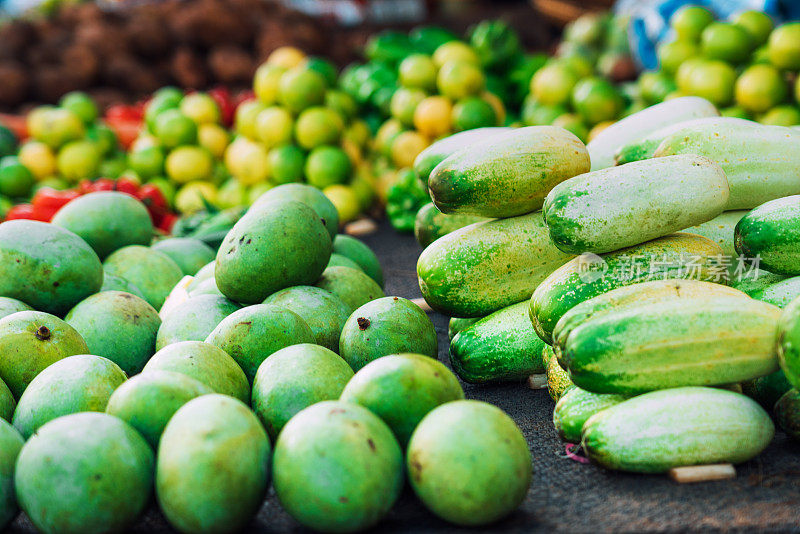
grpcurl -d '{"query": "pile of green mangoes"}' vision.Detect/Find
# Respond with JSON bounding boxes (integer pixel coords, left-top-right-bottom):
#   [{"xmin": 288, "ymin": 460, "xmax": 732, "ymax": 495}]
[
  {"xmin": 416, "ymin": 93, "xmax": 800, "ymax": 473},
  {"xmin": 0, "ymin": 181, "xmax": 532, "ymax": 533}
]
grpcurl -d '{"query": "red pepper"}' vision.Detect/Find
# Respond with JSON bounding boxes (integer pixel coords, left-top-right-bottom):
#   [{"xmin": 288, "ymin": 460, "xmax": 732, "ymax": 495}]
[
  {"xmin": 137, "ymin": 184, "xmax": 168, "ymax": 213},
  {"xmin": 209, "ymin": 87, "xmax": 235, "ymax": 127},
  {"xmin": 158, "ymin": 213, "xmax": 178, "ymax": 233},
  {"xmin": 88, "ymin": 178, "xmax": 115, "ymax": 192},
  {"xmin": 114, "ymin": 178, "xmax": 140, "ymax": 197},
  {"xmin": 4, "ymin": 204, "xmax": 39, "ymax": 221},
  {"xmin": 31, "ymin": 189, "xmax": 81, "ymax": 222}
]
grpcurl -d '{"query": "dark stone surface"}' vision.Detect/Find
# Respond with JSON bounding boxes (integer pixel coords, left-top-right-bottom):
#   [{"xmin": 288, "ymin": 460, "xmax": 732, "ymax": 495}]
[{"xmin": 10, "ymin": 219, "xmax": 800, "ymax": 533}]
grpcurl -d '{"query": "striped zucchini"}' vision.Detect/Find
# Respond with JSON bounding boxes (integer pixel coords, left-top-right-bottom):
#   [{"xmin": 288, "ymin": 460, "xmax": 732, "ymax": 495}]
[
  {"xmin": 414, "ymin": 203, "xmax": 490, "ymax": 249},
  {"xmin": 553, "ymin": 387, "xmax": 627, "ymax": 443},
  {"xmin": 417, "ymin": 211, "xmax": 573, "ymax": 317},
  {"xmin": 413, "ymin": 127, "xmax": 511, "ymax": 185},
  {"xmin": 654, "ymin": 122, "xmax": 800, "ymax": 209},
  {"xmin": 428, "ymin": 126, "xmax": 590, "ymax": 218},
  {"xmin": 735, "ymin": 195, "xmax": 800, "ymax": 275},
  {"xmin": 582, "ymin": 387, "xmax": 774, "ymax": 473},
  {"xmin": 543, "ymin": 155, "xmax": 729, "ymax": 255}
]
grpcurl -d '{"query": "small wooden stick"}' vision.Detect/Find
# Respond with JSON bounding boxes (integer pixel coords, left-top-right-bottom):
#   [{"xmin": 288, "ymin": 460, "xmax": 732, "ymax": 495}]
[
  {"xmin": 669, "ymin": 464, "xmax": 736, "ymax": 483},
  {"xmin": 345, "ymin": 218, "xmax": 378, "ymax": 236},
  {"xmin": 411, "ymin": 298, "xmax": 433, "ymax": 312},
  {"xmin": 527, "ymin": 374, "xmax": 548, "ymax": 390}
]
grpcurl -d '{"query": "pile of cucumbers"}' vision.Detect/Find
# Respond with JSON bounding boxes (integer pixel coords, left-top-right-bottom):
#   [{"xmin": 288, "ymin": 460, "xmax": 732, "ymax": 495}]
[{"xmin": 416, "ymin": 95, "xmax": 800, "ymax": 474}]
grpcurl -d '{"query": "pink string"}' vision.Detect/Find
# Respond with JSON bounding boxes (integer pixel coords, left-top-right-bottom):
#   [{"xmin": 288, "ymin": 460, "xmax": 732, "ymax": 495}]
[{"xmin": 564, "ymin": 443, "xmax": 590, "ymax": 464}]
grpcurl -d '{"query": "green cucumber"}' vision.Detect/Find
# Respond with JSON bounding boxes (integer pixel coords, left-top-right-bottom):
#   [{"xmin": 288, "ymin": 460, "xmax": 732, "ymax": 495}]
[
  {"xmin": 682, "ymin": 210, "xmax": 749, "ymax": 260},
  {"xmin": 774, "ymin": 389, "xmax": 800, "ymax": 441},
  {"xmin": 553, "ymin": 387, "xmax": 627, "ymax": 443},
  {"xmin": 777, "ymin": 294, "xmax": 800, "ymax": 390},
  {"xmin": 428, "ymin": 126, "xmax": 590, "ymax": 218},
  {"xmin": 731, "ymin": 268, "xmax": 787, "ymax": 296},
  {"xmin": 741, "ymin": 370, "xmax": 793, "ymax": 410},
  {"xmin": 565, "ymin": 297, "xmax": 781, "ymax": 395},
  {"xmin": 448, "ymin": 317, "xmax": 482, "ymax": 341},
  {"xmin": 751, "ymin": 276, "xmax": 800, "ymax": 308},
  {"xmin": 449, "ymin": 301, "xmax": 545, "ymax": 384},
  {"xmin": 735, "ymin": 195, "xmax": 800, "ymax": 276},
  {"xmin": 582, "ymin": 387, "xmax": 774, "ymax": 473},
  {"xmin": 417, "ymin": 211, "xmax": 573, "ymax": 317},
  {"xmin": 413, "ymin": 127, "xmax": 511, "ymax": 185},
  {"xmin": 531, "ymin": 233, "xmax": 728, "ymax": 343},
  {"xmin": 544, "ymin": 345, "xmax": 573, "ymax": 402},
  {"xmin": 414, "ymin": 203, "xmax": 490, "ymax": 249}
]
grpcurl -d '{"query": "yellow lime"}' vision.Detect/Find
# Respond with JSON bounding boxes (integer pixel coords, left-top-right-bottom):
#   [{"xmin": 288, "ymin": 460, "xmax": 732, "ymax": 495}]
[
  {"xmin": 341, "ymin": 138, "xmax": 362, "ymax": 167},
  {"xmin": 413, "ymin": 96, "xmax": 453, "ymax": 137},
  {"xmin": 701, "ymin": 22, "xmax": 753, "ymax": 63},
  {"xmin": 733, "ymin": 10, "xmax": 773, "ymax": 47},
  {"xmin": 552, "ymin": 113, "xmax": 589, "ymax": 143},
  {"xmin": 216, "ymin": 179, "xmax": 249, "ymax": 208},
  {"xmin": 234, "ymin": 100, "xmax": 267, "ymax": 140},
  {"xmin": 399, "ymin": 54, "xmax": 438, "ymax": 91},
  {"xmin": 432, "ymin": 41, "xmax": 479, "ymax": 67},
  {"xmin": 531, "ymin": 63, "xmax": 578, "ymax": 106},
  {"xmin": 556, "ymin": 55, "xmax": 593, "ymax": 79},
  {"xmin": 267, "ymin": 145, "xmax": 305, "ymax": 184},
  {"xmin": 130, "ymin": 134, "xmax": 160, "ymax": 152},
  {"xmin": 481, "ymin": 92, "xmax": 506, "ymax": 125},
  {"xmin": 343, "ymin": 119, "xmax": 371, "ymax": 148},
  {"xmin": 305, "ymin": 146, "xmax": 352, "ymax": 188},
  {"xmin": 59, "ymin": 92, "xmax": 98, "ymax": 124},
  {"xmin": 28, "ymin": 107, "xmax": 85, "ymax": 149},
  {"xmin": 390, "ymin": 88, "xmax": 427, "ymax": 128},
  {"xmin": 768, "ymin": 23, "xmax": 800, "ymax": 70},
  {"xmin": 795, "ymin": 76, "xmax": 800, "ymax": 105},
  {"xmin": 323, "ymin": 184, "xmax": 360, "ymax": 223},
  {"xmin": 154, "ymin": 109, "xmax": 198, "ymax": 148},
  {"xmin": 57, "ymin": 140, "xmax": 100, "ymax": 182},
  {"xmin": 325, "ymin": 90, "xmax": 358, "ymax": 121},
  {"xmin": 375, "ymin": 119, "xmax": 404, "ymax": 155},
  {"xmin": 128, "ymin": 146, "xmax": 165, "ymax": 179},
  {"xmin": 437, "ymin": 60, "xmax": 485, "ymax": 100},
  {"xmin": 267, "ymin": 46, "xmax": 306, "ymax": 69},
  {"xmin": 671, "ymin": 5, "xmax": 714, "ymax": 41},
  {"xmin": 175, "ymin": 181, "xmax": 218, "ymax": 214},
  {"xmin": 675, "ymin": 57, "xmax": 706, "ymax": 93},
  {"xmin": 759, "ymin": 105, "xmax": 800, "ymax": 126},
  {"xmin": 735, "ymin": 64, "xmax": 788, "ymax": 113},
  {"xmin": 657, "ymin": 39, "xmax": 698, "ymax": 74},
  {"xmin": 255, "ymin": 106, "xmax": 294, "ymax": 149},
  {"xmin": 18, "ymin": 141, "xmax": 56, "ymax": 180},
  {"xmin": 391, "ymin": 131, "xmax": 428, "ymax": 168},
  {"xmin": 180, "ymin": 93, "xmax": 220, "ymax": 125},
  {"xmin": 253, "ymin": 63, "xmax": 287, "ymax": 105},
  {"xmin": 521, "ymin": 97, "xmax": 567, "ymax": 126},
  {"xmin": 165, "ymin": 146, "xmax": 214, "ymax": 184},
  {"xmin": 278, "ymin": 68, "xmax": 327, "ymax": 114},
  {"xmin": 198, "ymin": 124, "xmax": 230, "ymax": 159},
  {"xmin": 294, "ymin": 107, "xmax": 344, "ymax": 149},
  {"xmin": 350, "ymin": 168, "xmax": 375, "ymax": 211},
  {"xmin": 451, "ymin": 97, "xmax": 496, "ymax": 131},
  {"xmin": 685, "ymin": 59, "xmax": 737, "ymax": 106},
  {"xmin": 225, "ymin": 137, "xmax": 270, "ymax": 185}
]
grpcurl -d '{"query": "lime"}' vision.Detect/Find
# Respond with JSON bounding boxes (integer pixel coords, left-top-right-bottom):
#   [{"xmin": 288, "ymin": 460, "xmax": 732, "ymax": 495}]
[
  {"xmin": 267, "ymin": 145, "xmax": 305, "ymax": 184},
  {"xmin": 267, "ymin": 46, "xmax": 306, "ymax": 69},
  {"xmin": 180, "ymin": 93, "xmax": 220, "ymax": 125},
  {"xmin": 294, "ymin": 107, "xmax": 344, "ymax": 149},
  {"xmin": 521, "ymin": 97, "xmax": 567, "ymax": 126},
  {"xmin": 154, "ymin": 109, "xmax": 198, "ymax": 148},
  {"xmin": 720, "ymin": 105, "xmax": 752, "ymax": 119},
  {"xmin": 685, "ymin": 59, "xmax": 737, "ymax": 106},
  {"xmin": 175, "ymin": 181, "xmax": 218, "ymax": 214},
  {"xmin": 657, "ymin": 39, "xmax": 698, "ymax": 75},
  {"xmin": 59, "ymin": 91, "xmax": 98, "ymax": 124},
  {"xmin": 701, "ymin": 22, "xmax": 753, "ymax": 63},
  {"xmin": 572, "ymin": 77, "xmax": 623, "ymax": 126},
  {"xmin": 17, "ymin": 141, "xmax": 56, "ymax": 180},
  {"xmin": 341, "ymin": 138, "xmax": 362, "ymax": 167},
  {"xmin": 117, "ymin": 169, "xmax": 142, "ymax": 185},
  {"xmin": 552, "ymin": 113, "xmax": 589, "ymax": 143},
  {"xmin": 302, "ymin": 56, "xmax": 338, "ymax": 88},
  {"xmin": 0, "ymin": 195, "xmax": 12, "ymax": 217},
  {"xmin": 414, "ymin": 95, "xmax": 453, "ymax": 137},
  {"xmin": 759, "ymin": 105, "xmax": 800, "ymax": 126},
  {"xmin": 98, "ymin": 153, "xmax": 127, "ymax": 179},
  {"xmin": 768, "ymin": 23, "xmax": 800, "ymax": 70},
  {"xmin": 733, "ymin": 10, "xmax": 773, "ymax": 47},
  {"xmin": 253, "ymin": 63, "xmax": 287, "ymax": 105},
  {"xmin": 128, "ymin": 146, "xmax": 166, "ymax": 179},
  {"xmin": 530, "ymin": 63, "xmax": 578, "ymax": 106},
  {"xmin": 671, "ymin": 5, "xmax": 714, "ymax": 41},
  {"xmin": 57, "ymin": 140, "xmax": 100, "ymax": 182},
  {"xmin": 399, "ymin": 54, "xmax": 438, "ymax": 91},
  {"xmin": 278, "ymin": 68, "xmax": 327, "ymax": 114},
  {"xmin": 323, "ymin": 184, "xmax": 360, "ymax": 223},
  {"xmin": 391, "ymin": 131, "xmax": 428, "ymax": 168},
  {"xmin": 675, "ymin": 58, "xmax": 706, "ymax": 93},
  {"xmin": 144, "ymin": 94, "xmax": 181, "ymax": 133},
  {"xmin": 247, "ymin": 182, "xmax": 273, "ymax": 205},
  {"xmin": 451, "ymin": 97, "xmax": 496, "ymax": 131},
  {"xmin": 437, "ymin": 60, "xmax": 485, "ymax": 100},
  {"xmin": 234, "ymin": 100, "xmax": 267, "ymax": 140},
  {"xmin": 390, "ymin": 88, "xmax": 427, "ymax": 128},
  {"xmin": 305, "ymin": 146, "xmax": 352, "ymax": 188},
  {"xmin": 0, "ymin": 125, "xmax": 16, "ymax": 158},
  {"xmin": 735, "ymin": 64, "xmax": 788, "ymax": 113},
  {"xmin": 0, "ymin": 156, "xmax": 34, "ymax": 197},
  {"xmin": 33, "ymin": 177, "xmax": 70, "ymax": 192},
  {"xmin": 216, "ymin": 179, "xmax": 249, "ymax": 208},
  {"xmin": 433, "ymin": 41, "xmax": 480, "ymax": 67},
  {"xmin": 198, "ymin": 123, "xmax": 230, "ymax": 159},
  {"xmin": 225, "ymin": 138, "xmax": 270, "ymax": 185},
  {"xmin": 153, "ymin": 86, "xmax": 184, "ymax": 106},
  {"xmin": 86, "ymin": 124, "xmax": 117, "ymax": 157},
  {"xmin": 752, "ymin": 45, "xmax": 772, "ymax": 64},
  {"xmin": 130, "ymin": 134, "xmax": 160, "ymax": 153},
  {"xmin": 165, "ymin": 146, "xmax": 213, "ymax": 184},
  {"xmin": 375, "ymin": 119, "xmax": 404, "ymax": 156},
  {"xmin": 255, "ymin": 106, "xmax": 294, "ymax": 148},
  {"xmin": 29, "ymin": 107, "xmax": 85, "ymax": 149},
  {"xmin": 555, "ymin": 54, "xmax": 594, "ymax": 79},
  {"xmin": 564, "ymin": 13, "xmax": 606, "ymax": 46},
  {"xmin": 343, "ymin": 119, "xmax": 371, "ymax": 148},
  {"xmin": 325, "ymin": 90, "xmax": 358, "ymax": 121}
]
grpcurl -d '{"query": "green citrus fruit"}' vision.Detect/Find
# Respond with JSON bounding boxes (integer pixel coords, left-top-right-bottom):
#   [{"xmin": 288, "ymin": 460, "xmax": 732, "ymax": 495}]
[
  {"xmin": 0, "ymin": 156, "xmax": 34, "ymax": 197},
  {"xmin": 759, "ymin": 105, "xmax": 800, "ymax": 126},
  {"xmin": 399, "ymin": 54, "xmax": 438, "ymax": 91},
  {"xmin": 128, "ymin": 146, "xmax": 166, "ymax": 179},
  {"xmin": 685, "ymin": 59, "xmax": 737, "ymax": 106},
  {"xmin": 436, "ymin": 60, "xmax": 485, "ymax": 100},
  {"xmin": 216, "ymin": 179, "xmax": 249, "ymax": 208},
  {"xmin": 305, "ymin": 146, "xmax": 352, "ymax": 188},
  {"xmin": 735, "ymin": 64, "xmax": 788, "ymax": 113},
  {"xmin": 451, "ymin": 97, "xmax": 496, "ymax": 131},
  {"xmin": 432, "ymin": 41, "xmax": 480, "ymax": 67},
  {"xmin": 521, "ymin": 97, "xmax": 567, "ymax": 126},
  {"xmin": 278, "ymin": 68, "xmax": 327, "ymax": 113},
  {"xmin": 225, "ymin": 137, "xmax": 270, "ymax": 185},
  {"xmin": 267, "ymin": 46, "xmax": 306, "ymax": 69},
  {"xmin": 253, "ymin": 63, "xmax": 287, "ymax": 105},
  {"xmin": 733, "ymin": 10, "xmax": 773, "ymax": 47},
  {"xmin": 552, "ymin": 113, "xmax": 588, "ymax": 143},
  {"xmin": 671, "ymin": 5, "xmax": 714, "ymax": 41},
  {"xmin": 324, "ymin": 90, "xmax": 358, "ymax": 121},
  {"xmin": 390, "ymin": 88, "xmax": 427, "ymax": 128},
  {"xmin": 268, "ymin": 145, "xmax": 305, "ymax": 184},
  {"xmin": 294, "ymin": 107, "xmax": 344, "ymax": 150},
  {"xmin": 166, "ymin": 146, "xmax": 214, "ymax": 184},
  {"xmin": 57, "ymin": 140, "xmax": 100, "ymax": 182},
  {"xmin": 571, "ymin": 77, "xmax": 623, "ymax": 125},
  {"xmin": 255, "ymin": 107, "xmax": 294, "ymax": 149},
  {"xmin": 175, "ymin": 181, "xmax": 218, "ymax": 214},
  {"xmin": 720, "ymin": 105, "xmax": 751, "ymax": 119},
  {"xmin": 657, "ymin": 39, "xmax": 698, "ymax": 74},
  {"xmin": 768, "ymin": 22, "xmax": 800, "ymax": 70},
  {"xmin": 59, "ymin": 91, "xmax": 98, "ymax": 124},
  {"xmin": 701, "ymin": 22, "xmax": 753, "ymax": 63},
  {"xmin": 323, "ymin": 184, "xmax": 360, "ymax": 223},
  {"xmin": 530, "ymin": 63, "xmax": 578, "ymax": 106},
  {"xmin": 180, "ymin": 93, "xmax": 220, "ymax": 125},
  {"xmin": 391, "ymin": 131, "xmax": 428, "ymax": 168},
  {"xmin": 302, "ymin": 56, "xmax": 338, "ymax": 88},
  {"xmin": 29, "ymin": 107, "xmax": 85, "ymax": 149},
  {"xmin": 198, "ymin": 124, "xmax": 230, "ymax": 159},
  {"xmin": 234, "ymin": 101, "xmax": 267, "ymax": 140},
  {"xmin": 154, "ymin": 109, "xmax": 198, "ymax": 149}
]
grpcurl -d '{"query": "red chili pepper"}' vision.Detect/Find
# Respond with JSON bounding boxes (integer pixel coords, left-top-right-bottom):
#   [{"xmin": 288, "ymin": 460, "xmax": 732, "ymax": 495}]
[
  {"xmin": 158, "ymin": 213, "xmax": 178, "ymax": 233},
  {"xmin": 114, "ymin": 178, "xmax": 140, "ymax": 197},
  {"xmin": 88, "ymin": 178, "xmax": 115, "ymax": 192},
  {"xmin": 31, "ymin": 189, "xmax": 81, "ymax": 221},
  {"xmin": 105, "ymin": 104, "xmax": 143, "ymax": 123},
  {"xmin": 137, "ymin": 184, "xmax": 168, "ymax": 213},
  {"xmin": 209, "ymin": 86, "xmax": 235, "ymax": 127},
  {"xmin": 4, "ymin": 204, "xmax": 39, "ymax": 221}
]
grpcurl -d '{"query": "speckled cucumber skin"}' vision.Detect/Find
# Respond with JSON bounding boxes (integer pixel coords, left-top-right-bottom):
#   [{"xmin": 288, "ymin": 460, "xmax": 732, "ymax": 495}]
[
  {"xmin": 587, "ymin": 96, "xmax": 718, "ymax": 170},
  {"xmin": 735, "ymin": 195, "xmax": 800, "ymax": 275},
  {"xmin": 15, "ymin": 412, "xmax": 154, "ymax": 534},
  {"xmin": 407, "ymin": 400, "xmax": 531, "ymax": 526},
  {"xmin": 103, "ymin": 245, "xmax": 184, "ymax": 310},
  {"xmin": 654, "ymin": 122, "xmax": 800, "ymax": 210},
  {"xmin": 251, "ymin": 344, "xmax": 354, "ymax": 441},
  {"xmin": 0, "ymin": 297, "xmax": 32, "ymax": 321},
  {"xmin": 731, "ymin": 268, "xmax": 787, "ymax": 296},
  {"xmin": 273, "ymin": 401, "xmax": 404, "ymax": 533},
  {"xmin": 414, "ymin": 202, "xmax": 491, "ymax": 249},
  {"xmin": 751, "ymin": 276, "xmax": 800, "ymax": 308},
  {"xmin": 682, "ymin": 210, "xmax": 749, "ymax": 260},
  {"xmin": 105, "ymin": 370, "xmax": 213, "ymax": 448},
  {"xmin": 543, "ymin": 155, "xmax": 729, "ymax": 255},
  {"xmin": 553, "ymin": 387, "xmax": 627, "ymax": 443},
  {"xmin": 316, "ymin": 266, "xmax": 385, "ymax": 314},
  {"xmin": 450, "ymin": 301, "xmax": 545, "ymax": 384},
  {"xmin": 156, "ymin": 294, "xmax": 241, "ymax": 350},
  {"xmin": 0, "ymin": 311, "xmax": 89, "ymax": 399},
  {"xmin": 418, "ymin": 211, "xmax": 573, "ymax": 318},
  {"xmin": 263, "ymin": 286, "xmax": 350, "ymax": 352},
  {"xmin": 614, "ymin": 116, "xmax": 751, "ymax": 166},
  {"xmin": 65, "ymin": 291, "xmax": 161, "ymax": 375},
  {"xmin": 152, "ymin": 237, "xmax": 216, "ymax": 276},
  {"xmin": 0, "ymin": 420, "xmax": 23, "ymax": 529},
  {"xmin": 253, "ymin": 183, "xmax": 339, "ymax": 240},
  {"xmin": 413, "ymin": 127, "xmax": 512, "ymax": 185},
  {"xmin": 582, "ymin": 387, "xmax": 774, "ymax": 473},
  {"xmin": 157, "ymin": 395, "xmax": 271, "ymax": 534},
  {"xmin": 13, "ymin": 355, "xmax": 127, "ymax": 439},
  {"xmin": 0, "ymin": 220, "xmax": 103, "ymax": 316},
  {"xmin": 532, "ymin": 234, "xmax": 728, "ymax": 343},
  {"xmin": 448, "ymin": 317, "xmax": 481, "ymax": 340},
  {"xmin": 544, "ymin": 345, "xmax": 574, "ymax": 402},
  {"xmin": 429, "ymin": 126, "xmax": 590, "ymax": 218},
  {"xmin": 774, "ymin": 389, "xmax": 800, "ymax": 441},
  {"xmin": 777, "ymin": 295, "xmax": 800, "ymax": 391},
  {"xmin": 206, "ymin": 304, "xmax": 315, "ymax": 383},
  {"xmin": 215, "ymin": 199, "xmax": 332, "ymax": 304},
  {"xmin": 566, "ymin": 297, "xmax": 781, "ymax": 395},
  {"xmin": 332, "ymin": 235, "xmax": 384, "ymax": 288},
  {"xmin": 340, "ymin": 353, "xmax": 464, "ymax": 446},
  {"xmin": 741, "ymin": 369, "xmax": 792, "ymax": 410}
]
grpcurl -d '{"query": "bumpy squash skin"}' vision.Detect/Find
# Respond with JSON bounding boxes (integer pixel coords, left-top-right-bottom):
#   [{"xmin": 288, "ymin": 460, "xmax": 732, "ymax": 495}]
[{"xmin": 735, "ymin": 195, "xmax": 800, "ymax": 276}]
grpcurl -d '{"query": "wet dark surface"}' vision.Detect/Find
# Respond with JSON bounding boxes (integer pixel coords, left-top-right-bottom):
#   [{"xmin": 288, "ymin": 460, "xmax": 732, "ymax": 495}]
[{"xmin": 11, "ymin": 219, "xmax": 800, "ymax": 533}]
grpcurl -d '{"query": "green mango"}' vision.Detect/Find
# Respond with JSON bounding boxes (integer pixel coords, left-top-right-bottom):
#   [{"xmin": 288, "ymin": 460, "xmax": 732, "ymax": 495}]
[
  {"xmin": 188, "ymin": 261, "xmax": 215, "ymax": 291},
  {"xmin": 407, "ymin": 400, "xmax": 531, "ymax": 526},
  {"xmin": 103, "ymin": 245, "xmax": 184, "ymax": 310},
  {"xmin": 0, "ymin": 220, "xmax": 103, "ymax": 315},
  {"xmin": 65, "ymin": 291, "xmax": 160, "ymax": 375},
  {"xmin": 0, "ymin": 297, "xmax": 32, "ymax": 320},
  {"xmin": 143, "ymin": 341, "xmax": 250, "ymax": 403},
  {"xmin": 12, "ymin": 355, "xmax": 126, "ymax": 439},
  {"xmin": 315, "ymin": 266, "xmax": 385, "ymax": 313},
  {"xmin": 339, "ymin": 297, "xmax": 438, "ymax": 371},
  {"xmin": 0, "ymin": 311, "xmax": 88, "ymax": 398},
  {"xmin": 751, "ymin": 276, "xmax": 800, "ymax": 307},
  {"xmin": 157, "ymin": 395, "xmax": 271, "ymax": 534},
  {"xmin": 106, "ymin": 370, "xmax": 212, "ymax": 448},
  {"xmin": 327, "ymin": 252, "xmax": 362, "ymax": 271},
  {"xmin": 100, "ymin": 271, "xmax": 147, "ymax": 300},
  {"xmin": 0, "ymin": 378, "xmax": 13, "ymax": 422},
  {"xmin": 774, "ymin": 389, "xmax": 800, "ymax": 441},
  {"xmin": 332, "ymin": 235, "xmax": 384, "ymax": 288},
  {"xmin": 206, "ymin": 304, "xmax": 315, "ymax": 383},
  {"xmin": 216, "ymin": 200, "xmax": 331, "ymax": 304},
  {"xmin": 152, "ymin": 237, "xmax": 216, "ymax": 276},
  {"xmin": 553, "ymin": 387, "xmax": 628, "ymax": 443},
  {"xmin": 735, "ymin": 195, "xmax": 800, "ymax": 275},
  {"xmin": 450, "ymin": 300, "xmax": 545, "ymax": 384},
  {"xmin": 341, "ymin": 353, "xmax": 464, "ymax": 446},
  {"xmin": 251, "ymin": 344, "xmax": 353, "ymax": 440},
  {"xmin": 414, "ymin": 202, "xmax": 490, "ymax": 248},
  {"xmin": 156, "ymin": 294, "xmax": 240, "ymax": 351},
  {"xmin": 51, "ymin": 191, "xmax": 153, "ymax": 259},
  {"xmin": 187, "ymin": 276, "xmax": 223, "ymax": 297},
  {"xmin": 15, "ymin": 412, "xmax": 154, "ymax": 534},
  {"xmin": 253, "ymin": 183, "xmax": 339, "ymax": 240},
  {"xmin": 273, "ymin": 401, "xmax": 403, "ymax": 532},
  {"xmin": 741, "ymin": 369, "xmax": 793, "ymax": 409},
  {"xmin": 263, "ymin": 286, "xmax": 350, "ymax": 352},
  {"xmin": 0, "ymin": 420, "xmax": 23, "ymax": 529},
  {"xmin": 448, "ymin": 316, "xmax": 481, "ymax": 340}
]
